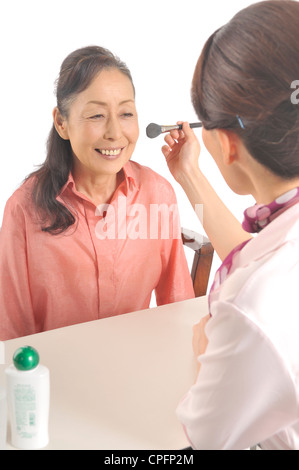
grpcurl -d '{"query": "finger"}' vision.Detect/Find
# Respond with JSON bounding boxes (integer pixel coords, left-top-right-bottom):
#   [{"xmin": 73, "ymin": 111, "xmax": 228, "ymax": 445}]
[
  {"xmin": 200, "ymin": 315, "xmax": 210, "ymax": 331},
  {"xmin": 193, "ymin": 315, "xmax": 209, "ymax": 333},
  {"xmin": 164, "ymin": 134, "xmax": 177, "ymax": 147},
  {"xmin": 176, "ymin": 122, "xmax": 185, "ymax": 140},
  {"xmin": 192, "ymin": 323, "xmax": 201, "ymax": 338},
  {"xmin": 169, "ymin": 129, "xmax": 180, "ymax": 140},
  {"xmin": 161, "ymin": 145, "xmax": 171, "ymax": 158},
  {"xmin": 178, "ymin": 130, "xmax": 185, "ymax": 140},
  {"xmin": 182, "ymin": 121, "xmax": 196, "ymax": 139},
  {"xmin": 202, "ymin": 314, "xmax": 211, "ymax": 323}
]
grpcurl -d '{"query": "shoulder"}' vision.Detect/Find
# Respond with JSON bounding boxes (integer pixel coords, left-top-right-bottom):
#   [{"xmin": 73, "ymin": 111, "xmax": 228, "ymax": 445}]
[
  {"xmin": 3, "ymin": 177, "xmax": 35, "ymax": 220},
  {"xmin": 216, "ymin": 236, "xmax": 299, "ymax": 319},
  {"xmin": 127, "ymin": 160, "xmax": 177, "ymax": 200},
  {"xmin": 217, "ymin": 206, "xmax": 299, "ymax": 311}
]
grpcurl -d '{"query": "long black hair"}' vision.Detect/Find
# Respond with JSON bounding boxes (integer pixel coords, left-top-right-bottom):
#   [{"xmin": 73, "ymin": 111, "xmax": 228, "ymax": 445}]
[{"xmin": 28, "ymin": 46, "xmax": 135, "ymax": 235}]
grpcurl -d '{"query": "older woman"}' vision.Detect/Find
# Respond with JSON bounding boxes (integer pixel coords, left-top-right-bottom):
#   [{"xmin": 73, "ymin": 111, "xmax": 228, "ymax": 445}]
[{"xmin": 0, "ymin": 46, "xmax": 194, "ymax": 340}]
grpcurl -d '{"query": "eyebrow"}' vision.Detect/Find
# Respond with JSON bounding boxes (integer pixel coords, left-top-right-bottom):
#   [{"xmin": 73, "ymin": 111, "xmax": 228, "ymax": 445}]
[{"xmin": 86, "ymin": 99, "xmax": 135, "ymax": 106}]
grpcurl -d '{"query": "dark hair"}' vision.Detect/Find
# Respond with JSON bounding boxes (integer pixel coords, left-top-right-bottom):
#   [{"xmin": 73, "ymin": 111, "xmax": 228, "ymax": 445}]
[
  {"xmin": 29, "ymin": 46, "xmax": 135, "ymax": 234},
  {"xmin": 192, "ymin": 0, "xmax": 299, "ymax": 179}
]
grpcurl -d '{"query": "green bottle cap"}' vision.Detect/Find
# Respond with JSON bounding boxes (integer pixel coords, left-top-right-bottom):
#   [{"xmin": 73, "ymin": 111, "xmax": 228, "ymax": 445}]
[{"xmin": 13, "ymin": 346, "xmax": 40, "ymax": 371}]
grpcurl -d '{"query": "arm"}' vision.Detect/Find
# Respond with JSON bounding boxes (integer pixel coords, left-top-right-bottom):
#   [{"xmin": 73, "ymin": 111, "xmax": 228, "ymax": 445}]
[
  {"xmin": 162, "ymin": 122, "xmax": 252, "ymax": 261},
  {"xmin": 155, "ymin": 182, "xmax": 195, "ymax": 305},
  {"xmin": 0, "ymin": 197, "xmax": 35, "ymax": 340},
  {"xmin": 155, "ymin": 236, "xmax": 195, "ymax": 305}
]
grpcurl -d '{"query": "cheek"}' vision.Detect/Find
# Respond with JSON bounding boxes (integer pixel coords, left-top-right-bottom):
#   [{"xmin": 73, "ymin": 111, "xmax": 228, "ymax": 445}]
[
  {"xmin": 124, "ymin": 119, "xmax": 139, "ymax": 143},
  {"xmin": 70, "ymin": 123, "xmax": 99, "ymax": 146},
  {"xmin": 131, "ymin": 130, "xmax": 139, "ymax": 145}
]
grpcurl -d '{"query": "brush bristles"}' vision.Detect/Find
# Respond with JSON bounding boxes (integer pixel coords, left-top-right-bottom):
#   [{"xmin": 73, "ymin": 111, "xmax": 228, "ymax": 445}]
[{"xmin": 146, "ymin": 123, "xmax": 161, "ymax": 138}]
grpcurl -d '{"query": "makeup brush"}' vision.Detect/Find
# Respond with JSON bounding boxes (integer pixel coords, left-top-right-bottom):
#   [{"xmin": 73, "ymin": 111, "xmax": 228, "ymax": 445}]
[{"xmin": 146, "ymin": 122, "xmax": 202, "ymax": 139}]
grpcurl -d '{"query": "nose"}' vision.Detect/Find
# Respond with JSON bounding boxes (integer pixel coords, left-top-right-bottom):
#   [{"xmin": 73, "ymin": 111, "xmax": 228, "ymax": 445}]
[{"xmin": 103, "ymin": 115, "xmax": 122, "ymax": 141}]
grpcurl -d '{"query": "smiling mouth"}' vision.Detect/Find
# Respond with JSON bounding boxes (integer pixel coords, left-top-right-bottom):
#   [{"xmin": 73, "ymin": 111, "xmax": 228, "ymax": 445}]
[{"xmin": 95, "ymin": 148, "xmax": 123, "ymax": 156}]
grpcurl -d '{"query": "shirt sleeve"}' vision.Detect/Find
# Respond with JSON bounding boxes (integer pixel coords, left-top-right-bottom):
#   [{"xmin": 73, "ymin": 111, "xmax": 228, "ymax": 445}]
[
  {"xmin": 176, "ymin": 301, "xmax": 299, "ymax": 450},
  {"xmin": 154, "ymin": 183, "xmax": 195, "ymax": 305},
  {"xmin": 0, "ymin": 196, "xmax": 36, "ymax": 340}
]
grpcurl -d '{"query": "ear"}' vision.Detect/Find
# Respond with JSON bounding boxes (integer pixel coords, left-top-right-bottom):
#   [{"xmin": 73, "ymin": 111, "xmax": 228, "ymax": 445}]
[
  {"xmin": 215, "ymin": 129, "xmax": 239, "ymax": 166},
  {"xmin": 53, "ymin": 107, "xmax": 69, "ymax": 140}
]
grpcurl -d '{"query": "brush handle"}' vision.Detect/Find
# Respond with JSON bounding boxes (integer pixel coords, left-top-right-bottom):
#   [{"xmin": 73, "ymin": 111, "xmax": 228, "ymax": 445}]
[
  {"xmin": 146, "ymin": 121, "xmax": 202, "ymax": 139},
  {"xmin": 160, "ymin": 122, "xmax": 202, "ymax": 133},
  {"xmin": 184, "ymin": 122, "xmax": 202, "ymax": 129}
]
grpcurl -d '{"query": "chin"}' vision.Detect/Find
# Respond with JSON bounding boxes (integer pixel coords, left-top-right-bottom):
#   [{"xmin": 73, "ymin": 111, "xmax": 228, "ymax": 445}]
[
  {"xmin": 223, "ymin": 174, "xmax": 250, "ymax": 196},
  {"xmin": 233, "ymin": 188, "xmax": 251, "ymax": 196}
]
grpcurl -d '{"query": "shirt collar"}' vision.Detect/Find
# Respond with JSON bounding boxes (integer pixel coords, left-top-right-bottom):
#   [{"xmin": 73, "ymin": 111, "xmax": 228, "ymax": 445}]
[
  {"xmin": 57, "ymin": 160, "xmax": 139, "ymax": 201},
  {"xmin": 59, "ymin": 172, "xmax": 75, "ymax": 195},
  {"xmin": 122, "ymin": 160, "xmax": 139, "ymax": 193}
]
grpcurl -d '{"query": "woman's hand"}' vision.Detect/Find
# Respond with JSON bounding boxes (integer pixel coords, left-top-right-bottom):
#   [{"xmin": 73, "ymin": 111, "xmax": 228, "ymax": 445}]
[
  {"xmin": 161, "ymin": 121, "xmax": 201, "ymax": 184},
  {"xmin": 192, "ymin": 315, "xmax": 210, "ymax": 375}
]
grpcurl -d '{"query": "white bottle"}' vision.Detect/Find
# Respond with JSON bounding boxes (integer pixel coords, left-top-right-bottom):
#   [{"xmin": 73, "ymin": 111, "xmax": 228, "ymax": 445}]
[
  {"xmin": 0, "ymin": 386, "xmax": 7, "ymax": 450},
  {"xmin": 5, "ymin": 346, "xmax": 50, "ymax": 450}
]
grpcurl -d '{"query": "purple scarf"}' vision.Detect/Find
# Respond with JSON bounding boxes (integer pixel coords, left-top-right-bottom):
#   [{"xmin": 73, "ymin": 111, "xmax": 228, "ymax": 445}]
[{"xmin": 209, "ymin": 187, "xmax": 299, "ymax": 297}]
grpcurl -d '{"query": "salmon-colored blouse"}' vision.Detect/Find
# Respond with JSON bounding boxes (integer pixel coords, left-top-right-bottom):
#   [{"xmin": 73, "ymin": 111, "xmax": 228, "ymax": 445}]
[{"xmin": 0, "ymin": 161, "xmax": 194, "ymax": 340}]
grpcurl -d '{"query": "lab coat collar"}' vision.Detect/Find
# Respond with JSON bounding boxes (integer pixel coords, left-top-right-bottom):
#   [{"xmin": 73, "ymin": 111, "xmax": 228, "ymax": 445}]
[{"xmin": 239, "ymin": 201, "xmax": 299, "ymax": 267}]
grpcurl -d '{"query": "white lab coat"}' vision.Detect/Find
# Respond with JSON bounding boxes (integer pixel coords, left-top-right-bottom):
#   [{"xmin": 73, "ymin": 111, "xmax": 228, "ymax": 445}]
[{"xmin": 176, "ymin": 202, "xmax": 299, "ymax": 450}]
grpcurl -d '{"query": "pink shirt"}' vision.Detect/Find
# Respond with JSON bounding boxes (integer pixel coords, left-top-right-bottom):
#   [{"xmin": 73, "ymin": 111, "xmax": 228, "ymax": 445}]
[{"xmin": 0, "ymin": 161, "xmax": 194, "ymax": 340}]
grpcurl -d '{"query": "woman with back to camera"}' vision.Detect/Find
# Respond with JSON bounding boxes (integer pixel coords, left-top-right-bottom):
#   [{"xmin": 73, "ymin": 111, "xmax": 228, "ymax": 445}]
[
  {"xmin": 162, "ymin": 0, "xmax": 299, "ymax": 450},
  {"xmin": 0, "ymin": 46, "xmax": 194, "ymax": 340}
]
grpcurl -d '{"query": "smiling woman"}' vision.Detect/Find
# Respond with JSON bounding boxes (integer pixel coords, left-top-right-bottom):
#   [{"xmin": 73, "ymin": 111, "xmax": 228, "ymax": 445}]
[
  {"xmin": 0, "ymin": 46, "xmax": 194, "ymax": 340},
  {"xmin": 33, "ymin": 46, "xmax": 139, "ymax": 233},
  {"xmin": 52, "ymin": 68, "xmax": 139, "ymax": 207}
]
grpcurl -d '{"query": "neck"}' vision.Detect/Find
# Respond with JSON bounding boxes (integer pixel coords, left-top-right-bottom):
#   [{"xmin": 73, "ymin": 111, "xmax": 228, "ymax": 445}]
[
  {"xmin": 252, "ymin": 173, "xmax": 299, "ymax": 205},
  {"xmin": 72, "ymin": 162, "xmax": 120, "ymax": 207},
  {"xmin": 241, "ymin": 148, "xmax": 299, "ymax": 204}
]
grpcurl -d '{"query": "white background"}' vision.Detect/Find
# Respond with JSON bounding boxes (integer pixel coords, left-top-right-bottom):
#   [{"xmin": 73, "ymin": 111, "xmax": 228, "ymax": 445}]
[{"xmin": 0, "ymin": 0, "xmax": 257, "ymax": 278}]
